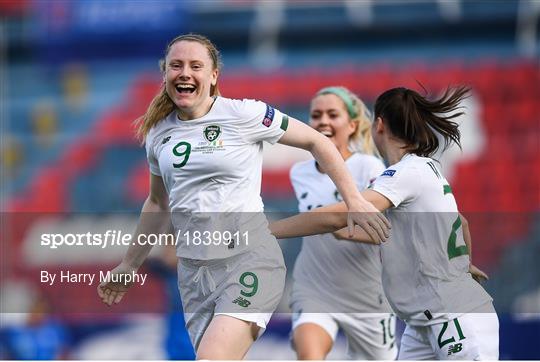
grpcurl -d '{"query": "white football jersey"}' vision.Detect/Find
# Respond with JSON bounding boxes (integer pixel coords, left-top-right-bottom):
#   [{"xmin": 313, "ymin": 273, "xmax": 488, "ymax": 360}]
[
  {"xmin": 145, "ymin": 97, "xmax": 288, "ymax": 260},
  {"xmin": 371, "ymin": 153, "xmax": 492, "ymax": 326},
  {"xmin": 290, "ymin": 153, "xmax": 392, "ymax": 312}
]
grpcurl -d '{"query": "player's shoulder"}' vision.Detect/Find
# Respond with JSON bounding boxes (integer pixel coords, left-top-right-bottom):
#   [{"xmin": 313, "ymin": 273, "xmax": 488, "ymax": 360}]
[
  {"xmin": 401, "ymin": 154, "xmax": 439, "ymax": 175},
  {"xmin": 219, "ymin": 97, "xmax": 266, "ymax": 114},
  {"xmin": 146, "ymin": 111, "xmax": 176, "ymax": 147},
  {"xmin": 378, "ymin": 154, "xmax": 425, "ymax": 180}
]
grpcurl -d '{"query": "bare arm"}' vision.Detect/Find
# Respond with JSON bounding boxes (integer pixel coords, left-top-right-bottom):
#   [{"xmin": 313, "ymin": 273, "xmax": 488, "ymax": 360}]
[
  {"xmin": 278, "ymin": 118, "xmax": 390, "ymax": 242},
  {"xmin": 270, "ymin": 190, "xmax": 393, "ymax": 243},
  {"xmin": 121, "ymin": 174, "xmax": 171, "ymax": 269},
  {"xmin": 332, "ymin": 226, "xmax": 380, "ymax": 244},
  {"xmin": 269, "ymin": 202, "xmax": 348, "ymax": 239},
  {"xmin": 460, "ymin": 213, "xmax": 488, "ymax": 283},
  {"xmin": 98, "ymin": 173, "xmax": 171, "ymax": 305}
]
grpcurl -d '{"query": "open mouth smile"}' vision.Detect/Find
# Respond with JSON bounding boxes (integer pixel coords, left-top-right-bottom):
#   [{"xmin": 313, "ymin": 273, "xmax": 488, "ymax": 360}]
[{"xmin": 175, "ymin": 84, "xmax": 196, "ymax": 94}]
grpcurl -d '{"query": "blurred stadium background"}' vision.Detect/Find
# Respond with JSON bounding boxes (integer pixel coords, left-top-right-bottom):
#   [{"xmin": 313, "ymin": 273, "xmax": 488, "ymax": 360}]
[{"xmin": 1, "ymin": 0, "xmax": 539, "ymax": 359}]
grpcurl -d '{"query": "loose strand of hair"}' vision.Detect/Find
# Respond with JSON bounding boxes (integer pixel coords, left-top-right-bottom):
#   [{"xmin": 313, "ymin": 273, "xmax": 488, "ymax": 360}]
[
  {"xmin": 347, "ymin": 91, "xmax": 379, "ymax": 156},
  {"xmin": 407, "ymin": 86, "xmax": 469, "ymax": 157},
  {"xmin": 135, "ymin": 87, "xmax": 175, "ymax": 143}
]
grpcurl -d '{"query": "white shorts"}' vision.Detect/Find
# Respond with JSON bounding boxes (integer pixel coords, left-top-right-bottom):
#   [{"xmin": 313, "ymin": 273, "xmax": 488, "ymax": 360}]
[
  {"xmin": 292, "ymin": 312, "xmax": 398, "ymax": 360},
  {"xmin": 398, "ymin": 304, "xmax": 499, "ymax": 360},
  {"xmin": 178, "ymin": 239, "xmax": 286, "ymax": 351}
]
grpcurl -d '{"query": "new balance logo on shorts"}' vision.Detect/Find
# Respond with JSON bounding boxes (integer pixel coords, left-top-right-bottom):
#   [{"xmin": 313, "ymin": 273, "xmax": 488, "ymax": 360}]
[
  {"xmin": 448, "ymin": 343, "xmax": 463, "ymax": 356},
  {"xmin": 232, "ymin": 296, "xmax": 251, "ymax": 307}
]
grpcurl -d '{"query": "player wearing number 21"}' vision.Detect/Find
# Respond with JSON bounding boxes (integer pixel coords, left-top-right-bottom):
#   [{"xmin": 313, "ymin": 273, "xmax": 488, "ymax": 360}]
[
  {"xmin": 97, "ymin": 33, "xmax": 390, "ymax": 360},
  {"xmin": 270, "ymin": 86, "xmax": 498, "ymax": 360}
]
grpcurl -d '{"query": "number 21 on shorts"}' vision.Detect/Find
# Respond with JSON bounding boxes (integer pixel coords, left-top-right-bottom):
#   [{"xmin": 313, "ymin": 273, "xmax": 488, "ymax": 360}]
[{"xmin": 437, "ymin": 318, "xmax": 465, "ymax": 348}]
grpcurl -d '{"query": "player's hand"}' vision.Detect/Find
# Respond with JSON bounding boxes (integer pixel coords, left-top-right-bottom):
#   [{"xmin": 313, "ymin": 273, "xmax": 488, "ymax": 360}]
[
  {"xmin": 346, "ymin": 197, "xmax": 390, "ymax": 244},
  {"xmin": 469, "ymin": 264, "xmax": 488, "ymax": 283},
  {"xmin": 97, "ymin": 262, "xmax": 137, "ymax": 306}
]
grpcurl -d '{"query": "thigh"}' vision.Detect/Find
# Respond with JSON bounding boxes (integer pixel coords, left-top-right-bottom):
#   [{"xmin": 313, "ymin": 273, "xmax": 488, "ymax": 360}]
[
  {"xmin": 196, "ymin": 314, "xmax": 259, "ymax": 360},
  {"xmin": 428, "ymin": 311, "xmax": 499, "ymax": 360},
  {"xmin": 292, "ymin": 319, "xmax": 335, "ymax": 360},
  {"xmin": 177, "ymin": 263, "xmax": 215, "ymax": 350},
  {"xmin": 398, "ymin": 324, "xmax": 437, "ymax": 360},
  {"xmin": 340, "ymin": 313, "xmax": 398, "ymax": 360},
  {"xmin": 289, "ymin": 300, "xmax": 338, "ymax": 359}
]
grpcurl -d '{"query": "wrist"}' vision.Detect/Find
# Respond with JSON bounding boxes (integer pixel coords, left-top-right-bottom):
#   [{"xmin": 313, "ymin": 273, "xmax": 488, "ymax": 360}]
[
  {"xmin": 345, "ymin": 194, "xmax": 367, "ymax": 208},
  {"xmin": 120, "ymin": 260, "xmax": 141, "ymax": 271}
]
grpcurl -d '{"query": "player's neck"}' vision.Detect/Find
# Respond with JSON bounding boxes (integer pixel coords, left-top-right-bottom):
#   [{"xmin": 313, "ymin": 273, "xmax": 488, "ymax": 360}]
[
  {"xmin": 177, "ymin": 96, "xmax": 217, "ymax": 121},
  {"xmin": 384, "ymin": 143, "xmax": 408, "ymax": 166},
  {"xmin": 338, "ymin": 147, "xmax": 353, "ymax": 161}
]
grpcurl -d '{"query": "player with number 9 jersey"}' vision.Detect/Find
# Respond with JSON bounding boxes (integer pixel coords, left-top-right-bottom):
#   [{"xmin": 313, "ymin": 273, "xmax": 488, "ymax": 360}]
[{"xmin": 98, "ymin": 34, "xmax": 390, "ymax": 360}]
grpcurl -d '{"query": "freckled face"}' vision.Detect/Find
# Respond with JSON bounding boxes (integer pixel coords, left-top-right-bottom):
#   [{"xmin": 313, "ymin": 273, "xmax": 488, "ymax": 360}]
[{"xmin": 164, "ymin": 41, "xmax": 218, "ymax": 118}]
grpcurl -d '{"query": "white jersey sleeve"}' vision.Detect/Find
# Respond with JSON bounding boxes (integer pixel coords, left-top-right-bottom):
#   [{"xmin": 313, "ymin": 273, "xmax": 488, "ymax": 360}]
[
  {"xmin": 235, "ymin": 99, "xmax": 288, "ymax": 144},
  {"xmin": 371, "ymin": 163, "xmax": 421, "ymax": 207},
  {"xmin": 145, "ymin": 128, "xmax": 161, "ymax": 176}
]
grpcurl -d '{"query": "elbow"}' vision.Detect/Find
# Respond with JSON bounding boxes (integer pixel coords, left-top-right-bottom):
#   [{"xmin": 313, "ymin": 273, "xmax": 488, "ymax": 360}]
[
  {"xmin": 147, "ymin": 194, "xmax": 169, "ymax": 212},
  {"xmin": 307, "ymin": 131, "xmax": 329, "ymax": 154}
]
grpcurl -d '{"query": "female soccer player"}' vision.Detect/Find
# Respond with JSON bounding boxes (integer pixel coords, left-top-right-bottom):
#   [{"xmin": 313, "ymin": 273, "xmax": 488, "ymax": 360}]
[
  {"xmin": 289, "ymin": 86, "xmax": 397, "ymax": 360},
  {"xmin": 96, "ymin": 34, "xmax": 389, "ymax": 360},
  {"xmin": 271, "ymin": 86, "xmax": 498, "ymax": 360}
]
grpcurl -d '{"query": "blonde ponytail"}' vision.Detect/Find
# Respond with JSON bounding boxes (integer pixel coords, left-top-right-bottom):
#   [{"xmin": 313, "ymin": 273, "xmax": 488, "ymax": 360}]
[
  {"xmin": 348, "ymin": 92, "xmax": 378, "ymax": 156},
  {"xmin": 134, "ymin": 87, "xmax": 175, "ymax": 142}
]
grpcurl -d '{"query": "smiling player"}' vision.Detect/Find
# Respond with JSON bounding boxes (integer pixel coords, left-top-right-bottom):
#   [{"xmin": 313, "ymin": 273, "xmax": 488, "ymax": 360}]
[
  {"xmin": 97, "ymin": 33, "xmax": 390, "ymax": 359},
  {"xmin": 289, "ymin": 87, "xmax": 397, "ymax": 360}
]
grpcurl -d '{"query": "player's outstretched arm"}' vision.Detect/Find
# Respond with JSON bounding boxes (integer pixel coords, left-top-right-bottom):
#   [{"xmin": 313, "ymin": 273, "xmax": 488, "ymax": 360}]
[
  {"xmin": 269, "ymin": 202, "xmax": 348, "ymax": 239},
  {"xmin": 332, "ymin": 190, "xmax": 393, "ymax": 244},
  {"xmin": 278, "ymin": 118, "xmax": 390, "ymax": 243},
  {"xmin": 333, "ymin": 226, "xmax": 381, "ymax": 244},
  {"xmin": 98, "ymin": 174, "xmax": 171, "ymax": 306},
  {"xmin": 270, "ymin": 190, "xmax": 393, "ymax": 243}
]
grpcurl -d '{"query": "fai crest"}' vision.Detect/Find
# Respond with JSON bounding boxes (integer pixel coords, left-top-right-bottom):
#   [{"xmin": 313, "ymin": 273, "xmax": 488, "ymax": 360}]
[{"xmin": 203, "ymin": 125, "xmax": 221, "ymax": 142}]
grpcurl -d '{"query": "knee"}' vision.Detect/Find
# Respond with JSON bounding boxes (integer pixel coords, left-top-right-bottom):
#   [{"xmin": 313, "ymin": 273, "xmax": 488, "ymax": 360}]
[
  {"xmin": 293, "ymin": 335, "xmax": 332, "ymax": 360},
  {"xmin": 295, "ymin": 343, "xmax": 330, "ymax": 360},
  {"xmin": 196, "ymin": 345, "xmax": 228, "ymax": 360}
]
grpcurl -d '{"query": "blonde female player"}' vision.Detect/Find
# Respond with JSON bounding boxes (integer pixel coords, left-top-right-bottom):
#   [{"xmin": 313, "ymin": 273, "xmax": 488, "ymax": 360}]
[
  {"xmin": 271, "ymin": 86, "xmax": 498, "ymax": 360},
  {"xmin": 289, "ymin": 86, "xmax": 397, "ymax": 360},
  {"xmin": 96, "ymin": 34, "xmax": 389, "ymax": 360}
]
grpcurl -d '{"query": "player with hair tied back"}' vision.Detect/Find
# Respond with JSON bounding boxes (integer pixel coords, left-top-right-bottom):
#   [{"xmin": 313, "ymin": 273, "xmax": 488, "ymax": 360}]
[
  {"xmin": 96, "ymin": 33, "xmax": 390, "ymax": 360},
  {"xmin": 289, "ymin": 86, "xmax": 397, "ymax": 360},
  {"xmin": 270, "ymin": 86, "xmax": 498, "ymax": 360}
]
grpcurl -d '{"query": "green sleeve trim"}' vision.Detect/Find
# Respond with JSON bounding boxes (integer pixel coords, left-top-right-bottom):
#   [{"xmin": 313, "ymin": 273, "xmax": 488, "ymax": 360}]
[
  {"xmin": 280, "ymin": 115, "xmax": 289, "ymax": 131},
  {"xmin": 443, "ymin": 184, "xmax": 452, "ymax": 195}
]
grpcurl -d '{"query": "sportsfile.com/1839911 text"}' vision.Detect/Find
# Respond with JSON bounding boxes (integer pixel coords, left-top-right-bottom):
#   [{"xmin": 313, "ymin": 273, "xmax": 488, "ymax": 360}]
[{"xmin": 40, "ymin": 230, "xmax": 249, "ymax": 249}]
